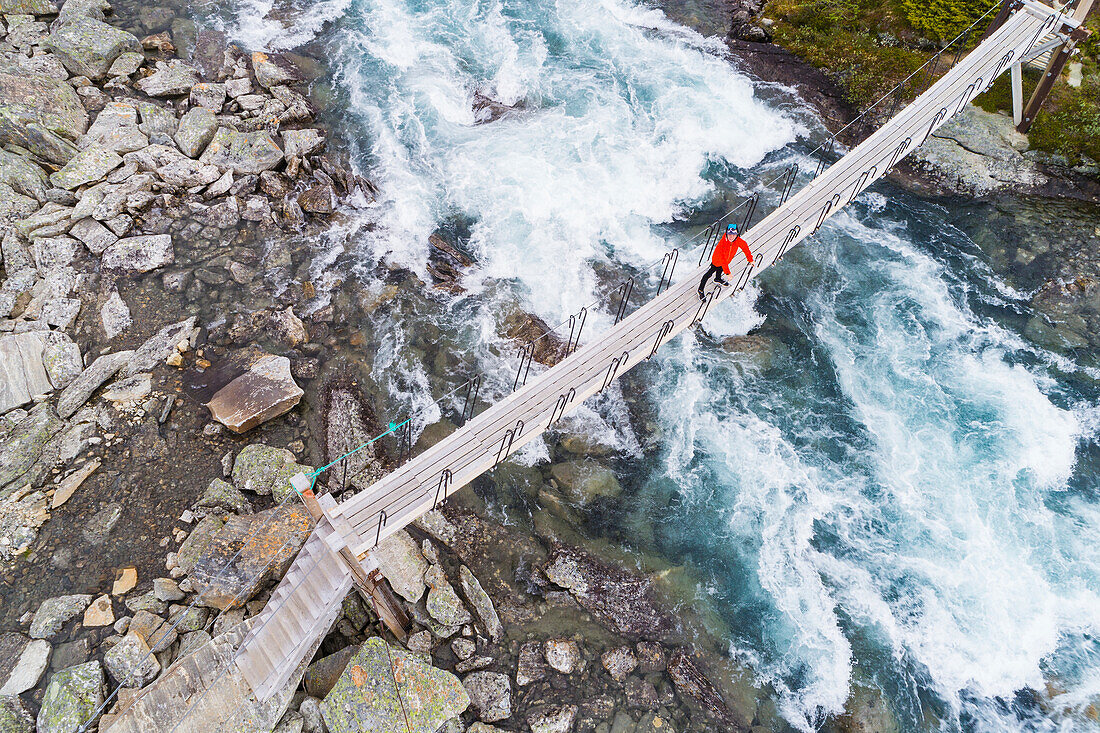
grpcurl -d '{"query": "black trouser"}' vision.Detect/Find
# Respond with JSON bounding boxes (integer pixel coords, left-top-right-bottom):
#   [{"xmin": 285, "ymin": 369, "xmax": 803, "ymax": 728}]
[{"xmin": 698, "ymin": 264, "xmax": 728, "ymax": 295}]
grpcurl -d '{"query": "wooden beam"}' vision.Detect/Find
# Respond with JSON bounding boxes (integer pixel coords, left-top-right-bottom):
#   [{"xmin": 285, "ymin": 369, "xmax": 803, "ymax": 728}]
[{"xmin": 1017, "ymin": 0, "xmax": 1093, "ymax": 132}]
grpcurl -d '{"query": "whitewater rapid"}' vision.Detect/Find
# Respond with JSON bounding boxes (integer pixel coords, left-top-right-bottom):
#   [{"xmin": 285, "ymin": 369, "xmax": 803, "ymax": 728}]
[{"xmin": 214, "ymin": 0, "xmax": 1100, "ymax": 729}]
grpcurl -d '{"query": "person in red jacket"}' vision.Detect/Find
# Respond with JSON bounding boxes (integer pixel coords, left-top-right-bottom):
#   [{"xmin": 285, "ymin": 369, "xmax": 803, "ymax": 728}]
[{"xmin": 699, "ymin": 223, "xmax": 753, "ymax": 299}]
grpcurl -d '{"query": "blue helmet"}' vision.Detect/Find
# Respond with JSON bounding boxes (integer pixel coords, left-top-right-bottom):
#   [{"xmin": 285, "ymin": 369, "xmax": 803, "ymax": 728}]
[{"xmin": 727, "ymin": 224, "xmax": 737, "ymax": 232}]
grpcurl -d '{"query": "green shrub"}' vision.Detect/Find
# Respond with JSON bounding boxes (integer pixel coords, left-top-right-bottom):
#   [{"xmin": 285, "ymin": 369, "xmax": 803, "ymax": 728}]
[
  {"xmin": 1028, "ymin": 77, "xmax": 1100, "ymax": 165},
  {"xmin": 901, "ymin": 0, "xmax": 999, "ymax": 43}
]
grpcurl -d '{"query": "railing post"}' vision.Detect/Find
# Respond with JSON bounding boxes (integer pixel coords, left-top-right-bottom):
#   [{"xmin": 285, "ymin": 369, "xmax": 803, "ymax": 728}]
[
  {"xmin": 613, "ymin": 278, "xmax": 634, "ymax": 325},
  {"xmin": 657, "ymin": 250, "xmax": 678, "ymax": 295},
  {"xmin": 566, "ymin": 307, "xmax": 588, "ymax": 355},
  {"xmin": 460, "ymin": 376, "xmax": 481, "ymax": 424},
  {"xmin": 513, "ymin": 342, "xmax": 534, "ymax": 391}
]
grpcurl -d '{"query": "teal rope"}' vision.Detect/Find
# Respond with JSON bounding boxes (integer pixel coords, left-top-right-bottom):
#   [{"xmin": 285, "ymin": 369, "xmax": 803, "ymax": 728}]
[{"xmin": 307, "ymin": 418, "xmax": 411, "ymax": 479}]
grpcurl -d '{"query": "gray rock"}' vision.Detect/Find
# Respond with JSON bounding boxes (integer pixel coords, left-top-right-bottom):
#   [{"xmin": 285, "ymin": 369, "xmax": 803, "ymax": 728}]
[
  {"xmin": 0, "ymin": 694, "xmax": 34, "ymax": 733},
  {"xmin": 100, "ymin": 290, "xmax": 131, "ymax": 339},
  {"xmin": 108, "ymin": 51, "xmax": 144, "ymax": 77},
  {"xmin": 225, "ymin": 77, "xmax": 252, "ymax": 98},
  {"xmin": 14, "ymin": 203, "xmax": 75, "ymax": 240},
  {"xmin": 252, "ymin": 53, "xmax": 300, "ymax": 89},
  {"xmin": 206, "ymin": 354, "xmax": 303, "ymax": 434},
  {"xmin": 298, "ymin": 183, "xmax": 334, "ymax": 215},
  {"xmin": 373, "ymin": 529, "xmax": 428, "ymax": 603},
  {"xmin": 0, "ymin": 638, "xmax": 50, "ymax": 695},
  {"xmin": 29, "ymin": 595, "xmax": 92, "ymax": 639},
  {"xmin": 123, "ymin": 317, "xmax": 194, "ymax": 375},
  {"xmin": 320, "ymin": 638, "xmax": 469, "ymax": 733},
  {"xmin": 42, "ymin": 331, "xmax": 82, "ymax": 390},
  {"xmin": 189, "ymin": 82, "xmax": 226, "ymax": 111},
  {"xmin": 100, "ymin": 233, "xmax": 173, "ymax": 273},
  {"xmin": 135, "ymin": 101, "xmax": 178, "ymax": 139},
  {"xmin": 174, "ymin": 106, "xmax": 217, "ymax": 158},
  {"xmin": 155, "ymin": 158, "xmax": 221, "ymax": 187},
  {"xmin": 601, "ymin": 646, "xmax": 637, "ymax": 682},
  {"xmin": 100, "ymin": 373, "xmax": 151, "ymax": 403},
  {"xmin": 458, "ymin": 565, "xmax": 502, "ymax": 641},
  {"xmin": 516, "ymin": 641, "xmax": 546, "ymax": 687},
  {"xmin": 463, "ymin": 671, "xmax": 511, "ymax": 723},
  {"xmin": 56, "ymin": 349, "xmax": 134, "ymax": 419},
  {"xmin": 425, "ymin": 565, "xmax": 472, "ymax": 627},
  {"xmin": 282, "ymin": 128, "xmax": 324, "ymax": 158},
  {"xmin": 46, "ymin": 17, "xmax": 141, "ymax": 81},
  {"xmin": 0, "ymin": 402, "xmax": 63, "ymax": 495},
  {"xmin": 78, "ymin": 104, "xmax": 148, "ymax": 154},
  {"xmin": 299, "ymin": 697, "xmax": 324, "ymax": 733},
  {"xmin": 69, "ymin": 217, "xmax": 117, "ymax": 255},
  {"xmin": 0, "ymin": 183, "xmax": 38, "ymax": 218},
  {"xmin": 36, "ymin": 661, "xmax": 103, "ymax": 733},
  {"xmin": 0, "ymin": 332, "xmax": 53, "ymax": 414},
  {"xmin": 527, "ymin": 704, "xmax": 578, "ymax": 733},
  {"xmin": 0, "ymin": 0, "xmax": 53, "ymax": 13},
  {"xmin": 134, "ymin": 61, "xmax": 200, "ymax": 97},
  {"xmin": 81, "ymin": 502, "xmax": 122, "ymax": 545},
  {"xmin": 56, "ymin": 0, "xmax": 111, "ymax": 23},
  {"xmin": 41, "ymin": 298, "xmax": 82, "ymax": 330},
  {"xmin": 49, "ymin": 145, "xmax": 122, "ymax": 190},
  {"xmin": 544, "ymin": 639, "xmax": 581, "ymax": 674},
  {"xmin": 200, "ymin": 127, "xmax": 283, "ymax": 174},
  {"xmin": 0, "ymin": 72, "xmax": 88, "ymax": 164},
  {"xmin": 103, "ymin": 632, "xmax": 159, "ymax": 688}
]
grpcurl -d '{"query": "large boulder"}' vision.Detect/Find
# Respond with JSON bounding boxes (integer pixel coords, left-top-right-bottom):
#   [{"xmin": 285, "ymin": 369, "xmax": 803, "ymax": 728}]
[
  {"xmin": 0, "ymin": 150, "xmax": 49, "ymax": 202},
  {"xmin": 0, "ymin": 0, "xmax": 53, "ymax": 13},
  {"xmin": 372, "ymin": 529, "xmax": 428, "ymax": 603},
  {"xmin": 206, "ymin": 354, "xmax": 303, "ymax": 434},
  {"xmin": 200, "ymin": 128, "xmax": 283, "ymax": 174},
  {"xmin": 36, "ymin": 661, "xmax": 103, "ymax": 733},
  {"xmin": 542, "ymin": 545, "xmax": 673, "ymax": 638},
  {"xmin": 49, "ymin": 145, "xmax": 122, "ymax": 190},
  {"xmin": 100, "ymin": 234, "xmax": 173, "ymax": 273},
  {"xmin": 549, "ymin": 460, "xmax": 622, "ymax": 503},
  {"xmin": 187, "ymin": 506, "xmax": 311, "ymax": 610},
  {"xmin": 0, "ymin": 72, "xmax": 88, "ymax": 141},
  {"xmin": 133, "ymin": 61, "xmax": 200, "ymax": 97},
  {"xmin": 46, "ymin": 17, "xmax": 141, "ymax": 81},
  {"xmin": 320, "ymin": 638, "xmax": 468, "ymax": 733},
  {"xmin": 29, "ymin": 595, "xmax": 92, "ymax": 639},
  {"xmin": 174, "ymin": 107, "xmax": 217, "ymax": 158}
]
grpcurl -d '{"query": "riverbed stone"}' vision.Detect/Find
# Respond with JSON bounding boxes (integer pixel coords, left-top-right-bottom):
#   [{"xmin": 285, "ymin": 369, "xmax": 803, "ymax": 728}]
[
  {"xmin": 41, "ymin": 331, "xmax": 81, "ymax": 390},
  {"xmin": 47, "ymin": 17, "xmax": 141, "ymax": 81},
  {"xmin": 82, "ymin": 595, "xmax": 113, "ymax": 627},
  {"xmin": 200, "ymin": 127, "xmax": 283, "ymax": 174},
  {"xmin": 516, "ymin": 641, "xmax": 546, "ymax": 687},
  {"xmin": 100, "ymin": 233, "xmax": 173, "ymax": 273},
  {"xmin": 251, "ymin": 51, "xmax": 300, "ymax": 89},
  {"xmin": 458, "ymin": 565, "xmax": 502, "ymax": 641},
  {"xmin": 196, "ymin": 478, "xmax": 252, "ymax": 515},
  {"xmin": 174, "ymin": 515, "xmax": 222, "ymax": 574},
  {"xmin": 281, "ymin": 128, "xmax": 324, "ymax": 158},
  {"xmin": 134, "ymin": 61, "xmax": 200, "ymax": 96},
  {"xmin": 56, "ymin": 349, "xmax": 133, "ymax": 418},
  {"xmin": 206, "ymin": 354, "xmax": 304, "ymax": 434},
  {"xmin": 0, "ymin": 0, "xmax": 52, "ymax": 13},
  {"xmin": 187, "ymin": 505, "xmax": 311, "ymax": 610},
  {"xmin": 189, "ymin": 82, "xmax": 226, "ymax": 111},
  {"xmin": 527, "ymin": 704, "xmax": 578, "ymax": 733},
  {"xmin": 667, "ymin": 650, "xmax": 741, "ymax": 730},
  {"xmin": 0, "ymin": 71, "xmax": 88, "ymax": 142},
  {"xmin": 602, "ymin": 646, "xmax": 637, "ymax": 683},
  {"xmin": 0, "ymin": 150, "xmax": 49, "ymax": 202},
  {"xmin": 463, "ymin": 671, "xmax": 510, "ymax": 723},
  {"xmin": 108, "ymin": 51, "xmax": 144, "ymax": 77},
  {"xmin": 544, "ymin": 639, "xmax": 581, "ymax": 674},
  {"xmin": 30, "ymin": 595, "xmax": 91, "ymax": 640},
  {"xmin": 36, "ymin": 661, "xmax": 103, "ymax": 733},
  {"xmin": 122, "ymin": 317, "xmax": 194, "ymax": 375},
  {"xmin": 0, "ymin": 105, "xmax": 80, "ymax": 167},
  {"xmin": 425, "ymin": 565, "xmax": 472, "ymax": 627},
  {"xmin": 372, "ymin": 528, "xmax": 428, "ymax": 603},
  {"xmin": 230, "ymin": 443, "xmax": 310, "ymax": 500},
  {"xmin": 100, "ymin": 290, "xmax": 131, "ymax": 339},
  {"xmin": 549, "ymin": 460, "xmax": 622, "ymax": 503},
  {"xmin": 174, "ymin": 106, "xmax": 217, "ymax": 158},
  {"xmin": 103, "ymin": 632, "xmax": 159, "ymax": 688},
  {"xmin": 0, "ymin": 694, "xmax": 34, "ymax": 733},
  {"xmin": 69, "ymin": 217, "xmax": 117, "ymax": 255},
  {"xmin": 0, "ymin": 639, "xmax": 50, "ymax": 695},
  {"xmin": 320, "ymin": 638, "xmax": 468, "ymax": 733},
  {"xmin": 49, "ymin": 145, "xmax": 122, "ymax": 190}
]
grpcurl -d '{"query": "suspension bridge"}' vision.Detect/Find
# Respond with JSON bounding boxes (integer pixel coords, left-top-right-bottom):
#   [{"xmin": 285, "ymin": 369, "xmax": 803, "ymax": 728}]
[{"xmin": 98, "ymin": 1, "xmax": 1088, "ymax": 730}]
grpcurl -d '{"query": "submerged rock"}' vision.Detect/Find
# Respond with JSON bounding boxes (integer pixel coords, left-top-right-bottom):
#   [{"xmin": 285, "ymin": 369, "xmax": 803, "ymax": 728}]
[
  {"xmin": 458, "ymin": 565, "xmax": 503, "ymax": 641},
  {"xmin": 542, "ymin": 545, "xmax": 673, "ymax": 638},
  {"xmin": 424, "ymin": 565, "xmax": 472, "ymax": 627},
  {"xmin": 0, "ymin": 403, "xmax": 64, "ymax": 496},
  {"xmin": 57, "ymin": 349, "xmax": 134, "ymax": 419},
  {"xmin": 206, "ymin": 354, "xmax": 303, "ymax": 433},
  {"xmin": 320, "ymin": 638, "xmax": 469, "ymax": 733},
  {"xmin": 100, "ymin": 233, "xmax": 173, "ymax": 273},
  {"xmin": 463, "ymin": 671, "xmax": 511, "ymax": 723},
  {"xmin": 667, "ymin": 650, "xmax": 744, "ymax": 731}
]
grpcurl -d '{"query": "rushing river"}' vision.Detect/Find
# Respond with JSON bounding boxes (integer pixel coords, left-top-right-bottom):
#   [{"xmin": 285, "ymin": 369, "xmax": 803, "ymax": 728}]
[{"xmin": 208, "ymin": 0, "xmax": 1100, "ymax": 729}]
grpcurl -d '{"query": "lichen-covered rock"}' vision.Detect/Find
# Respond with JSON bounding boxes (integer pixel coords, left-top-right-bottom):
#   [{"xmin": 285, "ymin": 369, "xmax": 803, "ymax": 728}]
[
  {"xmin": 49, "ymin": 145, "xmax": 122, "ymax": 190},
  {"xmin": 200, "ymin": 127, "xmax": 283, "ymax": 174},
  {"xmin": 206, "ymin": 355, "xmax": 304, "ymax": 435},
  {"xmin": 666, "ymin": 650, "xmax": 742, "ymax": 731},
  {"xmin": 30, "ymin": 595, "xmax": 92, "ymax": 639},
  {"xmin": 297, "ymin": 184, "xmax": 334, "ymax": 215},
  {"xmin": 196, "ymin": 478, "xmax": 253, "ymax": 515},
  {"xmin": 320, "ymin": 638, "xmax": 469, "ymax": 733},
  {"xmin": 0, "ymin": 72, "xmax": 89, "ymax": 141},
  {"xmin": 189, "ymin": 82, "xmax": 226, "ymax": 111},
  {"xmin": 0, "ymin": 332, "xmax": 53, "ymax": 415},
  {"xmin": 0, "ymin": 638, "xmax": 50, "ymax": 695},
  {"xmin": 100, "ymin": 234, "xmax": 173, "ymax": 273},
  {"xmin": 281, "ymin": 128, "xmax": 324, "ymax": 158},
  {"xmin": 458, "ymin": 565, "xmax": 502, "ymax": 641},
  {"xmin": 0, "ymin": 0, "xmax": 53, "ymax": 13},
  {"xmin": 372, "ymin": 529, "xmax": 428, "ymax": 603},
  {"xmin": 462, "ymin": 671, "xmax": 510, "ymax": 723},
  {"xmin": 134, "ymin": 61, "xmax": 200, "ymax": 96},
  {"xmin": 174, "ymin": 515, "xmax": 222, "ymax": 574},
  {"xmin": 230, "ymin": 444, "xmax": 311, "ymax": 501},
  {"xmin": 42, "ymin": 331, "xmax": 82, "ymax": 390},
  {"xmin": 103, "ymin": 632, "xmax": 159, "ymax": 687},
  {"xmin": 0, "ymin": 150, "xmax": 49, "ymax": 202},
  {"xmin": 188, "ymin": 506, "xmax": 311, "ymax": 609},
  {"xmin": 174, "ymin": 106, "xmax": 217, "ymax": 158},
  {"xmin": 0, "ymin": 694, "xmax": 35, "ymax": 733},
  {"xmin": 0, "ymin": 402, "xmax": 64, "ymax": 496},
  {"xmin": 36, "ymin": 661, "xmax": 103, "ymax": 733},
  {"xmin": 47, "ymin": 17, "xmax": 141, "ymax": 81},
  {"xmin": 251, "ymin": 51, "xmax": 300, "ymax": 89},
  {"xmin": 527, "ymin": 704, "xmax": 578, "ymax": 733},
  {"xmin": 425, "ymin": 565, "xmax": 472, "ymax": 627},
  {"xmin": 108, "ymin": 51, "xmax": 144, "ymax": 77}
]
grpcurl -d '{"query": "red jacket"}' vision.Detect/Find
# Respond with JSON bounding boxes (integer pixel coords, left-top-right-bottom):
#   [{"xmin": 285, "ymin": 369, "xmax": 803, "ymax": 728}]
[{"xmin": 712, "ymin": 233, "xmax": 753, "ymax": 274}]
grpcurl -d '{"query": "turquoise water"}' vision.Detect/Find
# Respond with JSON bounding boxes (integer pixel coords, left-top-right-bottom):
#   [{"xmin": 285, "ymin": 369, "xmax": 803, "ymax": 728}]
[{"xmin": 213, "ymin": 0, "xmax": 1100, "ymax": 729}]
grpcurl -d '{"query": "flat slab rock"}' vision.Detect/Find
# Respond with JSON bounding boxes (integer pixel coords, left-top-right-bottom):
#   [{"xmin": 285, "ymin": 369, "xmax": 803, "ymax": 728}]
[
  {"xmin": 206, "ymin": 354, "xmax": 303, "ymax": 433},
  {"xmin": 0, "ymin": 332, "xmax": 54, "ymax": 415}
]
